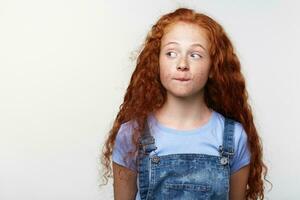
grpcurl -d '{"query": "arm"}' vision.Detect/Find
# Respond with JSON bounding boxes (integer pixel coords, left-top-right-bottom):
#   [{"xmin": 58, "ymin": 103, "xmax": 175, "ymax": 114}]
[
  {"xmin": 113, "ymin": 161, "xmax": 137, "ymax": 200},
  {"xmin": 229, "ymin": 164, "xmax": 250, "ymax": 200}
]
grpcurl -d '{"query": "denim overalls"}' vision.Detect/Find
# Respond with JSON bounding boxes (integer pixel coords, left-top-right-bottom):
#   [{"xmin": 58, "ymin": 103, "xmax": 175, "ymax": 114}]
[{"xmin": 137, "ymin": 117, "xmax": 235, "ymax": 200}]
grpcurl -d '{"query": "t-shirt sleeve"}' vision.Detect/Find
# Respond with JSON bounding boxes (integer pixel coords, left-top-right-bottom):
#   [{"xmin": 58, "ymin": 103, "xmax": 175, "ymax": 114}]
[
  {"xmin": 112, "ymin": 121, "xmax": 137, "ymax": 172},
  {"xmin": 230, "ymin": 123, "xmax": 251, "ymax": 175}
]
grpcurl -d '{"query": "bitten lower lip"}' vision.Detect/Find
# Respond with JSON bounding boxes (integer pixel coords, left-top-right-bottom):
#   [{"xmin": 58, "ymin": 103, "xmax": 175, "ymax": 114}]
[{"xmin": 174, "ymin": 78, "xmax": 190, "ymax": 81}]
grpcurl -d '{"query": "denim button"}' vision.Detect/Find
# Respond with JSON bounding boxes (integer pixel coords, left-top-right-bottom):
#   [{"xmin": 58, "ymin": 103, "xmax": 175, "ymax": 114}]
[{"xmin": 220, "ymin": 157, "xmax": 228, "ymax": 165}]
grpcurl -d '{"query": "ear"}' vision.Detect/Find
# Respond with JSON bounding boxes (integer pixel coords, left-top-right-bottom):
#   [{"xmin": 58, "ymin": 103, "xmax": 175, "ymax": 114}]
[{"xmin": 208, "ymin": 71, "xmax": 213, "ymax": 78}]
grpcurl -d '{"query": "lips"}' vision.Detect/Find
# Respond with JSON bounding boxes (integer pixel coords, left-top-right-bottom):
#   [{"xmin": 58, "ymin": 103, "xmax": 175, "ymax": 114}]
[{"xmin": 174, "ymin": 78, "xmax": 190, "ymax": 81}]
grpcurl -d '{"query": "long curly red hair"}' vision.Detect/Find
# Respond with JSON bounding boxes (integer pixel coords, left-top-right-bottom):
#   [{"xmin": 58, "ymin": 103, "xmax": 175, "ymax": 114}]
[{"xmin": 100, "ymin": 7, "xmax": 270, "ymax": 199}]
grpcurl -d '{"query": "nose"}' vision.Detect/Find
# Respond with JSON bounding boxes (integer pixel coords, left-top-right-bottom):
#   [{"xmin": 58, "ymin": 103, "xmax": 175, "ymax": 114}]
[{"xmin": 177, "ymin": 56, "xmax": 189, "ymax": 71}]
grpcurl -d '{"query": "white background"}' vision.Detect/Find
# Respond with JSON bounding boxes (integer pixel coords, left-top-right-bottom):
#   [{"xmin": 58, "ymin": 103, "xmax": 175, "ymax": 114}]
[{"xmin": 0, "ymin": 0, "xmax": 299, "ymax": 199}]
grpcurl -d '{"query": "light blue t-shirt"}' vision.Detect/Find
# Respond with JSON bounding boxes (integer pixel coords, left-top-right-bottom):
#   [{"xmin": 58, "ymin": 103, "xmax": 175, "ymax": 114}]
[{"xmin": 112, "ymin": 110, "xmax": 250, "ymax": 199}]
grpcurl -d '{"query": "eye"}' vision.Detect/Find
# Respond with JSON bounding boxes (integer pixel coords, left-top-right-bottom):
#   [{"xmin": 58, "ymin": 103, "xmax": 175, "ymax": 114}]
[
  {"xmin": 166, "ymin": 51, "xmax": 177, "ymax": 58},
  {"xmin": 190, "ymin": 53, "xmax": 202, "ymax": 59}
]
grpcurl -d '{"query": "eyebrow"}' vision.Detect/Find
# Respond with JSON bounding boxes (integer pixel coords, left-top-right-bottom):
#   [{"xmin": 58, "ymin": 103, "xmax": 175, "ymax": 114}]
[{"xmin": 162, "ymin": 41, "xmax": 206, "ymax": 51}]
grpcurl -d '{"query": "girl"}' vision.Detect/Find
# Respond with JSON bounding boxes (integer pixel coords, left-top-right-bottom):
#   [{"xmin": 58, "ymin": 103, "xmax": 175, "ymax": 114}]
[{"xmin": 101, "ymin": 7, "xmax": 269, "ymax": 200}]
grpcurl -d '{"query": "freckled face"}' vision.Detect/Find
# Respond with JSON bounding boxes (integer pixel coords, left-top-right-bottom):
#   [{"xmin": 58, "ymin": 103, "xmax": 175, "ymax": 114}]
[{"xmin": 159, "ymin": 22, "xmax": 211, "ymax": 99}]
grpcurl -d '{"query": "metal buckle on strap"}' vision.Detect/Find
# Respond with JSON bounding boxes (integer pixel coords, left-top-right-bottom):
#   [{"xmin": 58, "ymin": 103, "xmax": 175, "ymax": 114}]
[
  {"xmin": 218, "ymin": 145, "xmax": 234, "ymax": 165},
  {"xmin": 139, "ymin": 135, "xmax": 155, "ymax": 145},
  {"xmin": 218, "ymin": 145, "xmax": 234, "ymax": 156}
]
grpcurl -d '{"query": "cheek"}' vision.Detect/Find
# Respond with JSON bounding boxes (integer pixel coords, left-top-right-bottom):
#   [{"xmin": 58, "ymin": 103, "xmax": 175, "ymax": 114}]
[
  {"xmin": 159, "ymin": 67, "xmax": 172, "ymax": 84},
  {"xmin": 193, "ymin": 70, "xmax": 209, "ymax": 84},
  {"xmin": 194, "ymin": 62, "xmax": 211, "ymax": 77},
  {"xmin": 159, "ymin": 60, "xmax": 173, "ymax": 82}
]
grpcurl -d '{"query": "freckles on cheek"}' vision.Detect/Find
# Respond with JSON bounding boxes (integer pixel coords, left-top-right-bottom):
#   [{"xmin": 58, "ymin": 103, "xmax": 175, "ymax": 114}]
[{"xmin": 194, "ymin": 71, "xmax": 208, "ymax": 82}]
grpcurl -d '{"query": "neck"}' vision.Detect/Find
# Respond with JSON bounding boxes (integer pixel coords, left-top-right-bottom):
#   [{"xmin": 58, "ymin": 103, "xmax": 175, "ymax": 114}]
[{"xmin": 154, "ymin": 92, "xmax": 212, "ymax": 130}]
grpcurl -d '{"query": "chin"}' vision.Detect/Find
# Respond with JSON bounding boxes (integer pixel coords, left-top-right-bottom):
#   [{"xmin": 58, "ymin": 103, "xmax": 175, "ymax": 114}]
[
  {"xmin": 167, "ymin": 88, "xmax": 203, "ymax": 99},
  {"xmin": 167, "ymin": 91, "xmax": 196, "ymax": 99}
]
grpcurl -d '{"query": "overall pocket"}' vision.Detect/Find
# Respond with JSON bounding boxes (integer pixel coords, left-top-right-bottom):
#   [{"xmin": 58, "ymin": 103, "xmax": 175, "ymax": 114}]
[{"xmin": 163, "ymin": 182, "xmax": 211, "ymax": 200}]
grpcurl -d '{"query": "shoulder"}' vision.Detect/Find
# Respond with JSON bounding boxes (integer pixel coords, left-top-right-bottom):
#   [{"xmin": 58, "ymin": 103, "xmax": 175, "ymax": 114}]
[
  {"xmin": 231, "ymin": 119, "xmax": 248, "ymax": 147},
  {"xmin": 115, "ymin": 119, "xmax": 138, "ymax": 144},
  {"xmin": 231, "ymin": 120, "xmax": 248, "ymax": 152}
]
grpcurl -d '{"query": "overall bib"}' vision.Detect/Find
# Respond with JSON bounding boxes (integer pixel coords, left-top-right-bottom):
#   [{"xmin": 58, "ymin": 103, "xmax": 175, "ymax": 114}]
[{"xmin": 138, "ymin": 117, "xmax": 235, "ymax": 200}]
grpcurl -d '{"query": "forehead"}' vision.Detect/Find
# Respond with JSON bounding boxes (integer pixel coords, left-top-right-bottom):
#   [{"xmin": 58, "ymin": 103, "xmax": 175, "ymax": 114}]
[{"xmin": 161, "ymin": 22, "xmax": 209, "ymax": 49}]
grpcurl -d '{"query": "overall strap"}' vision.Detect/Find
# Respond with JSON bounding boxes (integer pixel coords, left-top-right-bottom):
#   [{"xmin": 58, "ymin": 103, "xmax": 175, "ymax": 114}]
[
  {"xmin": 219, "ymin": 117, "xmax": 235, "ymax": 165},
  {"xmin": 138, "ymin": 118, "xmax": 157, "ymax": 200},
  {"xmin": 138, "ymin": 118, "xmax": 157, "ymax": 155}
]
